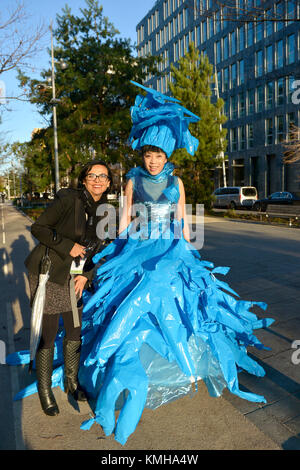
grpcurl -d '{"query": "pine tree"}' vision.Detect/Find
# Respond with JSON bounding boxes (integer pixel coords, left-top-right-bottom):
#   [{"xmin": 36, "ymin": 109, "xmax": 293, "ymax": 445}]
[{"xmin": 169, "ymin": 42, "xmax": 227, "ymax": 208}]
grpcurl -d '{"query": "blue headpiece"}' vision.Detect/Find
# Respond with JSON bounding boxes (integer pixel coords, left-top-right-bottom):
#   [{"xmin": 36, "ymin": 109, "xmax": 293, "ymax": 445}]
[{"xmin": 129, "ymin": 81, "xmax": 200, "ymax": 158}]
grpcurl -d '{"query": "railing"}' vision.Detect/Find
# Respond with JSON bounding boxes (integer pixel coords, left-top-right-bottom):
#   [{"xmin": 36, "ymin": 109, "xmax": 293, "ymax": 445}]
[{"xmin": 212, "ymin": 206, "xmax": 300, "ymax": 227}]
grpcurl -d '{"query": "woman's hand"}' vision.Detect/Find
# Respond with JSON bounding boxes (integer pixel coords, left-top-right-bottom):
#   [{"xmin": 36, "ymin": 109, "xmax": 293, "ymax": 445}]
[
  {"xmin": 118, "ymin": 179, "xmax": 133, "ymax": 234},
  {"xmin": 69, "ymin": 242, "xmax": 86, "ymax": 258},
  {"xmin": 74, "ymin": 275, "xmax": 88, "ymax": 298},
  {"xmin": 177, "ymin": 178, "xmax": 190, "ymax": 243}
]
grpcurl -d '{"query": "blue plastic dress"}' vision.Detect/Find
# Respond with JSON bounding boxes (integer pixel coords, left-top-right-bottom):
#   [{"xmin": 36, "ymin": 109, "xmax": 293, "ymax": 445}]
[{"xmin": 7, "ymin": 162, "xmax": 274, "ymax": 446}]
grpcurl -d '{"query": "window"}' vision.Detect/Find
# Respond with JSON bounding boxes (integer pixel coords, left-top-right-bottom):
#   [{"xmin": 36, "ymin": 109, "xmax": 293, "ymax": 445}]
[
  {"xmin": 287, "ymin": 34, "xmax": 295, "ymax": 65},
  {"xmin": 174, "ymin": 16, "xmax": 178, "ymax": 36},
  {"xmin": 275, "ymin": 39, "xmax": 283, "ymax": 68},
  {"xmin": 231, "ymin": 95, "xmax": 238, "ymax": 119},
  {"xmin": 202, "ymin": 20, "xmax": 207, "ymax": 41},
  {"xmin": 209, "ymin": 16, "xmax": 214, "ymax": 37},
  {"xmin": 216, "ymin": 40, "xmax": 221, "ymax": 63},
  {"xmin": 180, "ymin": 37, "xmax": 184, "ymax": 57},
  {"xmin": 223, "ymin": 98, "xmax": 229, "ymax": 117},
  {"xmin": 184, "ymin": 8, "xmax": 189, "ymax": 28},
  {"xmin": 287, "ymin": 0, "xmax": 295, "ymax": 22},
  {"xmin": 276, "ymin": 78, "xmax": 284, "ymax": 106},
  {"xmin": 231, "ymin": 63, "xmax": 237, "ymax": 89},
  {"xmin": 223, "ymin": 67, "xmax": 229, "ymax": 91},
  {"xmin": 255, "ymin": 50, "xmax": 263, "ymax": 77},
  {"xmin": 266, "ymin": 45, "xmax": 273, "ymax": 73},
  {"xmin": 266, "ymin": 81, "xmax": 274, "ymax": 110},
  {"xmin": 239, "ymin": 125, "xmax": 246, "ymax": 150},
  {"xmin": 180, "ymin": 11, "xmax": 184, "ymax": 32},
  {"xmin": 247, "ymin": 89, "xmax": 255, "ymax": 114},
  {"xmin": 247, "ymin": 124, "xmax": 254, "ymax": 148},
  {"xmin": 287, "ymin": 76, "xmax": 295, "ymax": 103},
  {"xmin": 276, "ymin": 2, "xmax": 284, "ymax": 31},
  {"xmin": 238, "ymin": 59, "xmax": 245, "ymax": 85},
  {"xmin": 217, "ymin": 71, "xmax": 222, "ymax": 92},
  {"xmin": 231, "ymin": 128, "xmax": 238, "ymax": 151},
  {"xmin": 164, "ymin": 25, "xmax": 169, "ymax": 43},
  {"xmin": 169, "ymin": 20, "xmax": 174, "ymax": 39},
  {"xmin": 230, "ymin": 31, "xmax": 236, "ymax": 56},
  {"xmin": 255, "ymin": 22, "xmax": 263, "ymax": 42},
  {"xmin": 239, "ymin": 91, "xmax": 245, "ymax": 117},
  {"xmin": 238, "ymin": 26, "xmax": 245, "ymax": 51},
  {"xmin": 276, "ymin": 115, "xmax": 285, "ymax": 143},
  {"xmin": 163, "ymin": 1, "xmax": 168, "ymax": 20},
  {"xmin": 247, "ymin": 22, "xmax": 254, "ymax": 47},
  {"xmin": 174, "ymin": 41, "xmax": 179, "ymax": 61},
  {"xmin": 266, "ymin": 118, "xmax": 273, "ymax": 145},
  {"xmin": 266, "ymin": 9, "xmax": 273, "ymax": 36},
  {"xmin": 196, "ymin": 25, "xmax": 201, "ymax": 46},
  {"xmin": 215, "ymin": 10, "xmax": 221, "ymax": 34},
  {"xmin": 223, "ymin": 36, "xmax": 229, "ymax": 60},
  {"xmin": 190, "ymin": 29, "xmax": 195, "ymax": 46},
  {"xmin": 256, "ymin": 85, "xmax": 264, "ymax": 112}
]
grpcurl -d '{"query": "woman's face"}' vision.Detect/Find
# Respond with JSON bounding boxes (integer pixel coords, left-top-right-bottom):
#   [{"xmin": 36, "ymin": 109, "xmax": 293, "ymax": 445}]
[
  {"xmin": 83, "ymin": 164, "xmax": 110, "ymax": 201},
  {"xmin": 143, "ymin": 150, "xmax": 167, "ymax": 176}
]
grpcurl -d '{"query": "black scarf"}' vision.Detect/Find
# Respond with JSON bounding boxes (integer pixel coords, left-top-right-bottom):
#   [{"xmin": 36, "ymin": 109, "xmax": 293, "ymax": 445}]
[{"xmin": 79, "ymin": 188, "xmax": 107, "ymax": 244}]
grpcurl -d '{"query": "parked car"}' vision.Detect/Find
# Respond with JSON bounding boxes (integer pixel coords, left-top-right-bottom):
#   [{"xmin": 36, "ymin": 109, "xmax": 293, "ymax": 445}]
[
  {"xmin": 212, "ymin": 186, "xmax": 258, "ymax": 209},
  {"xmin": 253, "ymin": 191, "xmax": 300, "ymax": 212}
]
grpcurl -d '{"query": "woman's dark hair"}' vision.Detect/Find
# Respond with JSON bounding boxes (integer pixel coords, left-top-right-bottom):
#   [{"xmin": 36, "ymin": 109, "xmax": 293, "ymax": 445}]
[
  {"xmin": 141, "ymin": 145, "xmax": 166, "ymax": 158},
  {"xmin": 77, "ymin": 160, "xmax": 113, "ymax": 193}
]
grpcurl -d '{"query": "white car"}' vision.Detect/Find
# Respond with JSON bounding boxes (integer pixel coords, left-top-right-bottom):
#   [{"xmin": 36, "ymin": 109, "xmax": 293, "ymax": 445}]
[{"xmin": 212, "ymin": 186, "xmax": 258, "ymax": 209}]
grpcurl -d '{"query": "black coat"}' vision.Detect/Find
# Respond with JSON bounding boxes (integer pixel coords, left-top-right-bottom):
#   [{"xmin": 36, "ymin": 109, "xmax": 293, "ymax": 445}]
[{"xmin": 25, "ymin": 188, "xmax": 104, "ymax": 285}]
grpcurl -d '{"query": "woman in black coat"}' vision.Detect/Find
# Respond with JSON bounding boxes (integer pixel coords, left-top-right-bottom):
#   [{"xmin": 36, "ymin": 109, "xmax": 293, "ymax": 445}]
[{"xmin": 25, "ymin": 160, "xmax": 112, "ymax": 416}]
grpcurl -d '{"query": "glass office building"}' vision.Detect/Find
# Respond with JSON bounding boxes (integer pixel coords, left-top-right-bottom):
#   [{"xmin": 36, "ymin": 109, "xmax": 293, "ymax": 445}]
[{"xmin": 136, "ymin": 0, "xmax": 300, "ymax": 196}]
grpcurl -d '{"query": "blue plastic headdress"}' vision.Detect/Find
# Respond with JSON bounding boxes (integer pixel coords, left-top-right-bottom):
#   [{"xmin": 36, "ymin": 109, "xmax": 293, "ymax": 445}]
[{"xmin": 129, "ymin": 81, "xmax": 200, "ymax": 158}]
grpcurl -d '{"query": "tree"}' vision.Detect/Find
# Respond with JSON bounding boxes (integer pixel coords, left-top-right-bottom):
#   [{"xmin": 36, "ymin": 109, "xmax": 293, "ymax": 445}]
[
  {"xmin": 168, "ymin": 42, "xmax": 227, "ymax": 208},
  {"xmin": 17, "ymin": 0, "xmax": 158, "ymax": 190}
]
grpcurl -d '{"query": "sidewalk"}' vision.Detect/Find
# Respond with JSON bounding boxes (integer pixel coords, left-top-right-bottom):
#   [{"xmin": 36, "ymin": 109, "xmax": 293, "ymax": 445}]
[{"xmin": 0, "ymin": 203, "xmax": 287, "ymax": 450}]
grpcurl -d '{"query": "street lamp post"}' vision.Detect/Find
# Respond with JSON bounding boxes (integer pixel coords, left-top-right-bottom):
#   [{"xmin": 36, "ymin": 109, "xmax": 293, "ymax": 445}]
[{"xmin": 50, "ymin": 20, "xmax": 60, "ymax": 193}]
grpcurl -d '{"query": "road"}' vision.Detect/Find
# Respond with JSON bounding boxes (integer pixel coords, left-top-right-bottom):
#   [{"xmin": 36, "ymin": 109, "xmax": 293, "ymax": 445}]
[
  {"xmin": 1, "ymin": 202, "xmax": 299, "ymax": 450},
  {"xmin": 200, "ymin": 214, "xmax": 300, "ymax": 450}
]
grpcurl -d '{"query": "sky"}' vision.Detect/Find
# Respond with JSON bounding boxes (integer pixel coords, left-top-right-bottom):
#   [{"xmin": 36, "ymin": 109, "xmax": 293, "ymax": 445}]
[{"xmin": 0, "ymin": 0, "xmax": 155, "ymax": 145}]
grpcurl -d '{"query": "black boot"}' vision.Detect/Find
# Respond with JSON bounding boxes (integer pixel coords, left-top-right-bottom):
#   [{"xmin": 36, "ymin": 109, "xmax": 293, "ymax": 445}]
[
  {"xmin": 35, "ymin": 347, "xmax": 59, "ymax": 416},
  {"xmin": 63, "ymin": 338, "xmax": 87, "ymax": 402}
]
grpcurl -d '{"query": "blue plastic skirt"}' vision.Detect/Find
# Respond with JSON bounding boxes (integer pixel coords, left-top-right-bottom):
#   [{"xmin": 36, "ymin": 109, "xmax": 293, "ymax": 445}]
[{"xmin": 7, "ymin": 218, "xmax": 274, "ymax": 445}]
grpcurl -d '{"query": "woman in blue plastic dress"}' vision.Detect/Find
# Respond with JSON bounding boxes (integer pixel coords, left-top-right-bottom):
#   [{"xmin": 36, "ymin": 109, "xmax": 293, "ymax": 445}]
[
  {"xmin": 8, "ymin": 81, "xmax": 274, "ymax": 446},
  {"xmin": 78, "ymin": 82, "xmax": 274, "ymax": 444}
]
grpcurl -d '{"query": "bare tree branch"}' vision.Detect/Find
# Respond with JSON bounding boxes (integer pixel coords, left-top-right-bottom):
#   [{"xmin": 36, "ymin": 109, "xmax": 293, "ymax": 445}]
[
  {"xmin": 282, "ymin": 124, "xmax": 300, "ymax": 164},
  {"xmin": 0, "ymin": 1, "xmax": 47, "ymax": 76},
  {"xmin": 191, "ymin": 0, "xmax": 300, "ymax": 23}
]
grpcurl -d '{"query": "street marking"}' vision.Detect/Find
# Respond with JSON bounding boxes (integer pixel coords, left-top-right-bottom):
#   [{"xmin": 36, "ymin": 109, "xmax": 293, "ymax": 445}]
[
  {"xmin": 3, "ymin": 251, "xmax": 8, "ymax": 276},
  {"xmin": 1, "ymin": 204, "xmax": 5, "ymax": 244}
]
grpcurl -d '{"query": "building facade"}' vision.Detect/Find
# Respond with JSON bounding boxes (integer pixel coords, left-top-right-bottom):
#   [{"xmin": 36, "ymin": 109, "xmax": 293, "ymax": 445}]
[{"xmin": 136, "ymin": 0, "xmax": 300, "ymax": 197}]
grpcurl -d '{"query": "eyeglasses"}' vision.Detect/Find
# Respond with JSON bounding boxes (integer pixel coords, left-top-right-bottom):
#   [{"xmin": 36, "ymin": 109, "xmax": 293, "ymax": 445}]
[{"xmin": 86, "ymin": 173, "xmax": 109, "ymax": 182}]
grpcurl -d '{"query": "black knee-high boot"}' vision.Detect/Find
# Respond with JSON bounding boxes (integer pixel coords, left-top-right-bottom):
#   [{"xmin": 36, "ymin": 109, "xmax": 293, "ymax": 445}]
[
  {"xmin": 35, "ymin": 347, "xmax": 59, "ymax": 416},
  {"xmin": 63, "ymin": 338, "xmax": 87, "ymax": 402}
]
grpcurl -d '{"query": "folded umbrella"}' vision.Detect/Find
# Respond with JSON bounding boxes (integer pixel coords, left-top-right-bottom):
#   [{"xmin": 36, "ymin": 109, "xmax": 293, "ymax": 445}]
[{"xmin": 28, "ymin": 250, "xmax": 51, "ymax": 373}]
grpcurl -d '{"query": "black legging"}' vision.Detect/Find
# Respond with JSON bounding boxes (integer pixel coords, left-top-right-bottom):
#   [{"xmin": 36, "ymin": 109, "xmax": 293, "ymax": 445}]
[{"xmin": 38, "ymin": 310, "xmax": 82, "ymax": 350}]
